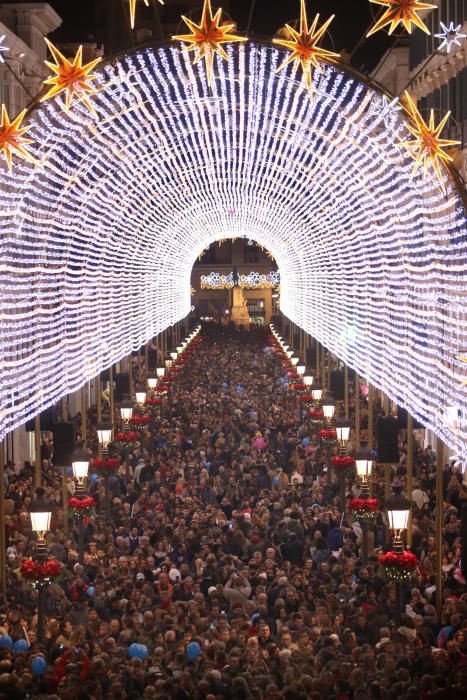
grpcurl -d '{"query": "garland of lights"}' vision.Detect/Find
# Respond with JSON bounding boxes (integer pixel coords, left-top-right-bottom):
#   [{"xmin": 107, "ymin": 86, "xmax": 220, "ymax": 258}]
[
  {"xmin": 238, "ymin": 272, "xmax": 280, "ymax": 289},
  {"xmin": 200, "ymin": 272, "xmax": 235, "ymax": 289},
  {"xmin": 0, "ymin": 28, "xmax": 466, "ymax": 463},
  {"xmin": 200, "ymin": 271, "xmax": 280, "ymax": 289}
]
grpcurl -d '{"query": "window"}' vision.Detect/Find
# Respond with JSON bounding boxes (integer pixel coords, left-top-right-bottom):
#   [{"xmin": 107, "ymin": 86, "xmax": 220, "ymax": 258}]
[{"xmin": 244, "ymin": 246, "xmax": 259, "ymax": 263}]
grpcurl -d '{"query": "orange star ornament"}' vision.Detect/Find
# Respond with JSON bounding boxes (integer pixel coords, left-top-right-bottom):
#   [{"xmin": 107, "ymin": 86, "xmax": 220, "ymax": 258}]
[
  {"xmin": 129, "ymin": 0, "xmax": 164, "ymax": 31},
  {"xmin": 173, "ymin": 0, "xmax": 246, "ymax": 86},
  {"xmin": 0, "ymin": 105, "xmax": 35, "ymax": 170},
  {"xmin": 398, "ymin": 92, "xmax": 460, "ymax": 194},
  {"xmin": 367, "ymin": 0, "xmax": 436, "ymax": 37},
  {"xmin": 41, "ymin": 40, "xmax": 102, "ymax": 114},
  {"xmin": 273, "ymin": 0, "xmax": 340, "ymax": 94}
]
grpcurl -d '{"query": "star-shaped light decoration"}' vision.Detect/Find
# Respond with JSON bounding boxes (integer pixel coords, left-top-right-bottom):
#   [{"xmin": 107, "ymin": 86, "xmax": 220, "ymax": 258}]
[
  {"xmin": 273, "ymin": 0, "xmax": 339, "ymax": 94},
  {"xmin": 457, "ymin": 354, "xmax": 467, "ymax": 387},
  {"xmin": 367, "ymin": 0, "xmax": 436, "ymax": 37},
  {"xmin": 434, "ymin": 22, "xmax": 467, "ymax": 53},
  {"xmin": 0, "ymin": 105, "xmax": 35, "ymax": 170},
  {"xmin": 40, "ymin": 40, "xmax": 102, "ymax": 115},
  {"xmin": 0, "ymin": 34, "xmax": 10, "ymax": 63},
  {"xmin": 397, "ymin": 92, "xmax": 460, "ymax": 194},
  {"xmin": 173, "ymin": 0, "xmax": 246, "ymax": 87},
  {"xmin": 129, "ymin": 0, "xmax": 164, "ymax": 31}
]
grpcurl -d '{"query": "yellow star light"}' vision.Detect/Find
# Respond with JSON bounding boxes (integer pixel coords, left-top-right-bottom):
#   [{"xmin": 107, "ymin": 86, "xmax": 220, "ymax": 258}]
[
  {"xmin": 397, "ymin": 92, "xmax": 460, "ymax": 194},
  {"xmin": 173, "ymin": 0, "xmax": 246, "ymax": 86},
  {"xmin": 367, "ymin": 0, "xmax": 436, "ymax": 37},
  {"xmin": 457, "ymin": 355, "xmax": 467, "ymax": 387},
  {"xmin": 129, "ymin": 0, "xmax": 164, "ymax": 31},
  {"xmin": 41, "ymin": 40, "xmax": 102, "ymax": 114},
  {"xmin": 273, "ymin": 0, "xmax": 340, "ymax": 94},
  {"xmin": 0, "ymin": 105, "xmax": 35, "ymax": 170}
]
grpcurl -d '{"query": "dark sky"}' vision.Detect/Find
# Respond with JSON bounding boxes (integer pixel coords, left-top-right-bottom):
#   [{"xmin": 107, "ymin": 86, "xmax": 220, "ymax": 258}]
[{"xmin": 15, "ymin": 0, "xmax": 398, "ymax": 73}]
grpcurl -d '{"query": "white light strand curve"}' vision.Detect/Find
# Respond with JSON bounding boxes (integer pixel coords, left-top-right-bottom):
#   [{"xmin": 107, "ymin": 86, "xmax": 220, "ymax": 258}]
[{"xmin": 0, "ymin": 43, "xmax": 466, "ymax": 464}]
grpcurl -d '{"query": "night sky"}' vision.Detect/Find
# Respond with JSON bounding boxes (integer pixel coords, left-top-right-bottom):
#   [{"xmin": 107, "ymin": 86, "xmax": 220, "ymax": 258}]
[{"xmin": 6, "ymin": 0, "xmax": 398, "ymax": 73}]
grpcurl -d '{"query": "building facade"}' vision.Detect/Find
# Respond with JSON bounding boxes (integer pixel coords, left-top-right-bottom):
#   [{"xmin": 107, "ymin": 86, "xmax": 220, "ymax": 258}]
[
  {"xmin": 191, "ymin": 239, "xmax": 279, "ymax": 326},
  {"xmin": 372, "ymin": 0, "xmax": 467, "ymax": 183}
]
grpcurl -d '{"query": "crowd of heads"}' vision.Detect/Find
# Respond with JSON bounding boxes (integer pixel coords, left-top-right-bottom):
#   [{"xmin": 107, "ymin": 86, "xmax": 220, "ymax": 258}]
[{"xmin": 1, "ymin": 325, "xmax": 466, "ymax": 699}]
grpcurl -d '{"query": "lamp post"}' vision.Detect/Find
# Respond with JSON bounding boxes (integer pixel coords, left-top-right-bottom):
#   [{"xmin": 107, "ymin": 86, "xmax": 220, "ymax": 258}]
[
  {"xmin": 71, "ymin": 448, "xmax": 89, "ymax": 565},
  {"xmin": 355, "ymin": 449, "xmax": 373, "ymax": 563},
  {"xmin": 97, "ymin": 422, "xmax": 113, "ymax": 523},
  {"xmin": 29, "ymin": 489, "xmax": 52, "ymax": 644},
  {"xmin": 386, "ymin": 483, "xmax": 411, "ymax": 622},
  {"xmin": 334, "ymin": 417, "xmax": 351, "ymax": 512}
]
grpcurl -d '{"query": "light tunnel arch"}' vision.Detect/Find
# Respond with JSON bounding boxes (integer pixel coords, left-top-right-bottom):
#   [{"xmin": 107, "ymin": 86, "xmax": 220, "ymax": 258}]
[{"xmin": 1, "ymin": 42, "xmax": 467, "ymax": 461}]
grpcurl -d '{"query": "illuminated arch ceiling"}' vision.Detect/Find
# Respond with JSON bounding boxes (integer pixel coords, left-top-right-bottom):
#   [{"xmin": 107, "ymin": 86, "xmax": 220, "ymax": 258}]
[{"xmin": 1, "ymin": 42, "xmax": 467, "ymax": 460}]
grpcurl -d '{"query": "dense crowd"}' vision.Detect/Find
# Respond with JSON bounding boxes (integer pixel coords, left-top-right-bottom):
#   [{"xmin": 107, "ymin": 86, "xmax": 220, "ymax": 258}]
[{"xmin": 1, "ymin": 326, "xmax": 466, "ymax": 699}]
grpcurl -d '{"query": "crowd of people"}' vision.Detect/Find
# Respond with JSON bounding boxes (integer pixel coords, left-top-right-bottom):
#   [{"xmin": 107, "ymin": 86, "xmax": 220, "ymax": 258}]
[{"xmin": 1, "ymin": 325, "xmax": 466, "ymax": 699}]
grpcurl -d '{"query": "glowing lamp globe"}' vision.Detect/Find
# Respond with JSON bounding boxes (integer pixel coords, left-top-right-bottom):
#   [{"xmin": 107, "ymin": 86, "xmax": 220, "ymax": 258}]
[
  {"xmin": 291, "ymin": 357, "xmax": 299, "ymax": 366},
  {"xmin": 170, "ymin": 351, "xmax": 178, "ymax": 361},
  {"xmin": 156, "ymin": 367, "xmax": 165, "ymax": 378},
  {"xmin": 120, "ymin": 399, "xmax": 133, "ymax": 422},
  {"xmin": 312, "ymin": 386, "xmax": 322, "ymax": 401},
  {"xmin": 286, "ymin": 350, "xmax": 294, "ymax": 359},
  {"xmin": 336, "ymin": 424, "xmax": 351, "ymax": 444},
  {"xmin": 29, "ymin": 490, "xmax": 52, "ymax": 538},
  {"xmin": 71, "ymin": 447, "xmax": 90, "ymax": 482},
  {"xmin": 297, "ymin": 365, "xmax": 306, "ymax": 376},
  {"xmin": 97, "ymin": 422, "xmax": 112, "ymax": 448},
  {"xmin": 303, "ymin": 375, "xmax": 313, "ymax": 386},
  {"xmin": 322, "ymin": 397, "xmax": 336, "ymax": 420},
  {"xmin": 355, "ymin": 450, "xmax": 372, "ymax": 478},
  {"xmin": 148, "ymin": 376, "xmax": 158, "ymax": 389},
  {"xmin": 135, "ymin": 386, "xmax": 146, "ymax": 404},
  {"xmin": 386, "ymin": 484, "xmax": 410, "ymax": 532}
]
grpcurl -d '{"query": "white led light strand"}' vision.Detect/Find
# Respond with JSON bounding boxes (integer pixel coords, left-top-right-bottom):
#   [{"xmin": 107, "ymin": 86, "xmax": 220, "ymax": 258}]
[
  {"xmin": 0, "ymin": 43, "xmax": 466, "ymax": 464},
  {"xmin": 238, "ymin": 271, "xmax": 280, "ymax": 288}
]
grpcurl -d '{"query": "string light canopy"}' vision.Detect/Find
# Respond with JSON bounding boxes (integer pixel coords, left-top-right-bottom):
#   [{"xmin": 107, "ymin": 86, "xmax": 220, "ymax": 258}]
[
  {"xmin": 399, "ymin": 92, "xmax": 460, "ymax": 194},
  {"xmin": 41, "ymin": 40, "xmax": 102, "ymax": 115},
  {"xmin": 273, "ymin": 0, "xmax": 339, "ymax": 95},
  {"xmin": 173, "ymin": 0, "xmax": 246, "ymax": 86},
  {"xmin": 0, "ymin": 42, "xmax": 467, "ymax": 466},
  {"xmin": 367, "ymin": 0, "xmax": 436, "ymax": 37}
]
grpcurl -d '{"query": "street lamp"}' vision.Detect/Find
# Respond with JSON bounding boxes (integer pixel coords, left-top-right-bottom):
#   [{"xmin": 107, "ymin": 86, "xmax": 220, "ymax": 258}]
[
  {"xmin": 303, "ymin": 375, "xmax": 313, "ymax": 387},
  {"xmin": 97, "ymin": 422, "xmax": 112, "ymax": 457},
  {"xmin": 336, "ymin": 420, "xmax": 352, "ymax": 456},
  {"xmin": 71, "ymin": 448, "xmax": 89, "ymax": 564},
  {"xmin": 311, "ymin": 385, "xmax": 322, "ymax": 404},
  {"xmin": 386, "ymin": 483, "xmax": 411, "ymax": 621},
  {"xmin": 164, "ymin": 355, "xmax": 173, "ymax": 370},
  {"xmin": 156, "ymin": 367, "xmax": 165, "ymax": 381},
  {"xmin": 170, "ymin": 351, "xmax": 178, "ymax": 362},
  {"xmin": 355, "ymin": 448, "xmax": 373, "ymax": 563},
  {"xmin": 296, "ymin": 364, "xmax": 306, "ymax": 377},
  {"xmin": 120, "ymin": 398, "xmax": 133, "ymax": 424},
  {"xmin": 147, "ymin": 375, "xmax": 158, "ymax": 391},
  {"xmin": 355, "ymin": 449, "xmax": 372, "ymax": 496},
  {"xmin": 322, "ymin": 395, "xmax": 336, "ymax": 426},
  {"xmin": 135, "ymin": 385, "xmax": 146, "ymax": 405},
  {"xmin": 97, "ymin": 421, "xmax": 113, "ymax": 524},
  {"xmin": 386, "ymin": 484, "xmax": 410, "ymax": 552},
  {"xmin": 29, "ymin": 489, "xmax": 52, "ymax": 644}
]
